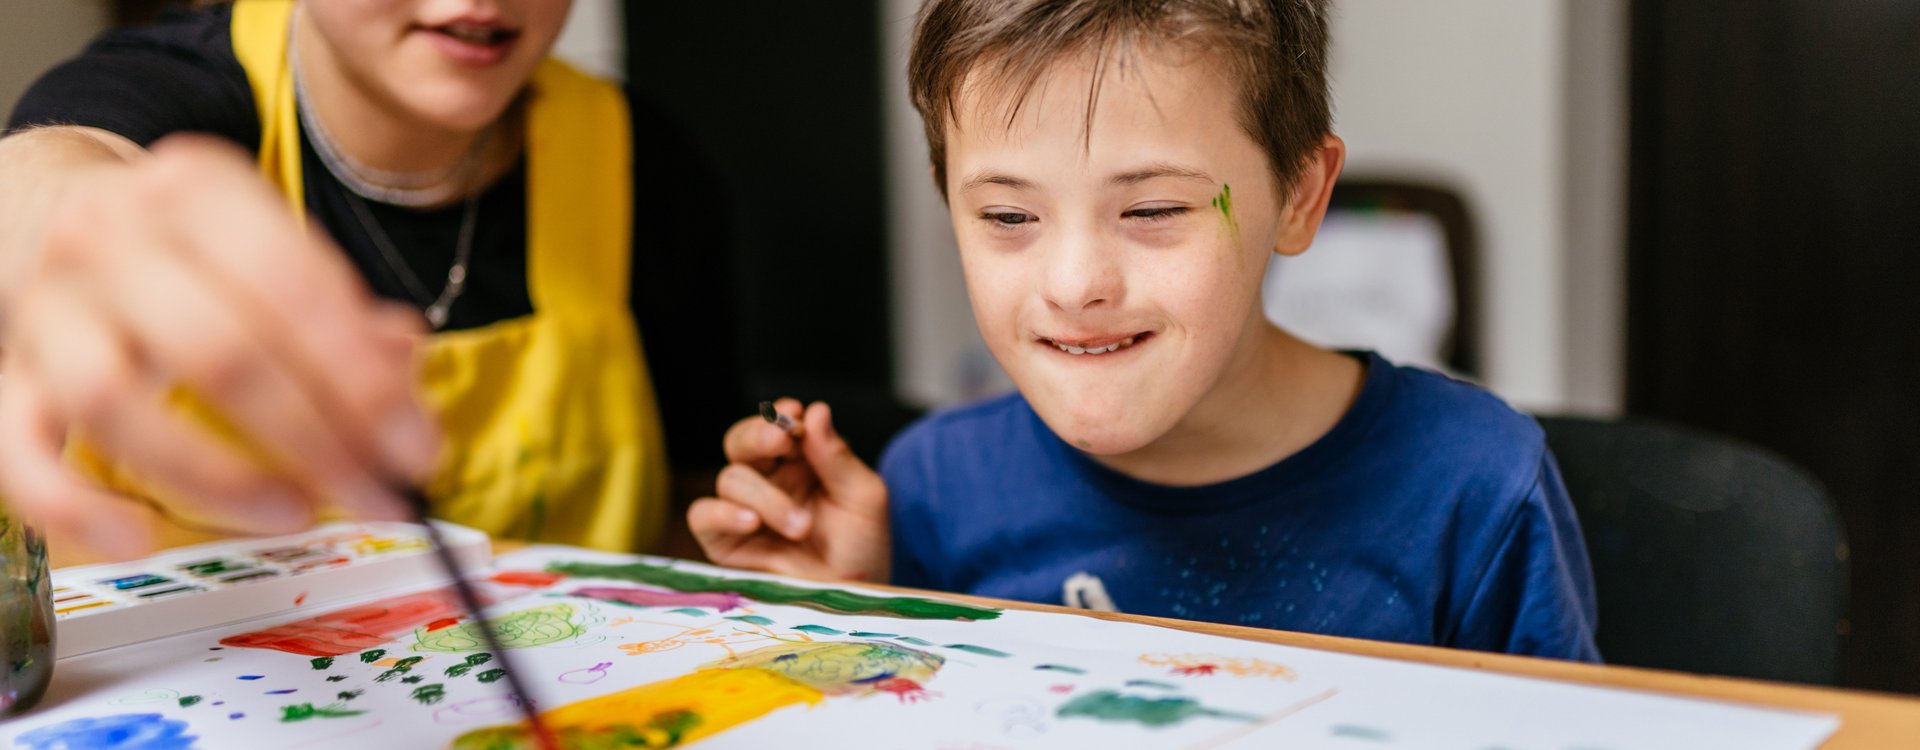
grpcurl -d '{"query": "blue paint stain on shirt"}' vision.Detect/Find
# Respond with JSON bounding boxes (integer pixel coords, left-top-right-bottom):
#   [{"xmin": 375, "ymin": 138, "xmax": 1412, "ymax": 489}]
[
  {"xmin": 882, "ymin": 351, "xmax": 1600, "ymax": 662},
  {"xmin": 16, "ymin": 713, "xmax": 198, "ymax": 750}
]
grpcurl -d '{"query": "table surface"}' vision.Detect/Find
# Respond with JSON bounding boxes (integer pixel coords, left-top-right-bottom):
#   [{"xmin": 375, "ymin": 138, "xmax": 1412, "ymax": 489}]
[{"xmin": 514, "ymin": 538, "xmax": 1919, "ymax": 749}]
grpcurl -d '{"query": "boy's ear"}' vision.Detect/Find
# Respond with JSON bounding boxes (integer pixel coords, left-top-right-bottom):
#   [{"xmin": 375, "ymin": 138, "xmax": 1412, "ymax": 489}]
[{"xmin": 1274, "ymin": 135, "xmax": 1347, "ymax": 257}]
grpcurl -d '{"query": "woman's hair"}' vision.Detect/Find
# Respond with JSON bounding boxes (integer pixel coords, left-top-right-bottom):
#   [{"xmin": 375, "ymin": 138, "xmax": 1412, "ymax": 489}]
[{"xmin": 908, "ymin": 0, "xmax": 1332, "ymax": 198}]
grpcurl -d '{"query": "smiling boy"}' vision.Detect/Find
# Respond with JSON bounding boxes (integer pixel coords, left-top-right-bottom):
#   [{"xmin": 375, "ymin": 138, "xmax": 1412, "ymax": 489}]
[{"xmin": 692, "ymin": 0, "xmax": 1599, "ymax": 660}]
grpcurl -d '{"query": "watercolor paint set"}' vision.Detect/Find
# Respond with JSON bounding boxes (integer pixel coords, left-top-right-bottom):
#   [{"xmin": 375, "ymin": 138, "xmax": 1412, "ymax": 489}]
[{"xmin": 48, "ymin": 521, "xmax": 489, "ymax": 660}]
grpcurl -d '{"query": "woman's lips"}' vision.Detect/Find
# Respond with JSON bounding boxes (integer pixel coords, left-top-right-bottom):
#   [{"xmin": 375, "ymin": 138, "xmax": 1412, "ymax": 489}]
[{"xmin": 418, "ymin": 21, "xmax": 520, "ymax": 66}]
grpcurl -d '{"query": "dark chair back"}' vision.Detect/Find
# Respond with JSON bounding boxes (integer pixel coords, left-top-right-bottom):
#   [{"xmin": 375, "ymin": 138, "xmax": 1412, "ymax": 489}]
[{"xmin": 1537, "ymin": 416, "xmax": 1848, "ymax": 685}]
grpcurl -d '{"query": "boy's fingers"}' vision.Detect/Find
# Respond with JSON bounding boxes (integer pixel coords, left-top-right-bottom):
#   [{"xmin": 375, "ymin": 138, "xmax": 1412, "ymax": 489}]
[
  {"xmin": 721, "ymin": 414, "xmax": 796, "ymax": 469},
  {"xmin": 0, "ymin": 368, "xmax": 154, "ymax": 559},
  {"xmin": 714, "ymin": 463, "xmax": 812, "ymax": 540},
  {"xmin": 801, "ymin": 402, "xmax": 886, "ymax": 514},
  {"xmin": 686, "ymin": 496, "xmax": 763, "ymax": 563}
]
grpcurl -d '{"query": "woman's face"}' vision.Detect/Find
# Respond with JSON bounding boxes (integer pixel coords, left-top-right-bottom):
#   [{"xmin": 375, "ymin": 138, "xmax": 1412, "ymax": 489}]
[{"xmin": 302, "ymin": 0, "xmax": 574, "ymax": 132}]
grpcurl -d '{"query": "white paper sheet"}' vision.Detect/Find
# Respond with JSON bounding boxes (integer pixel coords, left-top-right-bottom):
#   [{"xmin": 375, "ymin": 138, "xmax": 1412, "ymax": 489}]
[{"xmin": 5, "ymin": 546, "xmax": 1839, "ymax": 749}]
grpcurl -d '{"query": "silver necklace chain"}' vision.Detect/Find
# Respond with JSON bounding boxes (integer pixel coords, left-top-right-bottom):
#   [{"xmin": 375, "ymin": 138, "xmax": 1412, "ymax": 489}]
[{"xmin": 291, "ymin": 32, "xmax": 481, "ymax": 330}]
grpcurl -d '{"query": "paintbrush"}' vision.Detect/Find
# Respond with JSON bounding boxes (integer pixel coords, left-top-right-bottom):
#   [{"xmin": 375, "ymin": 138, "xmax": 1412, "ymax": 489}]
[
  {"xmin": 758, "ymin": 400, "xmax": 806, "ymax": 475},
  {"xmin": 402, "ymin": 489, "xmax": 561, "ymax": 750}
]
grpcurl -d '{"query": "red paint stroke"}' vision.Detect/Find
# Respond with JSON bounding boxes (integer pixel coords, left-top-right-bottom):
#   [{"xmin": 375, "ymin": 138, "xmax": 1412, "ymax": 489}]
[
  {"xmin": 425, "ymin": 617, "xmax": 463, "ymax": 632},
  {"xmin": 221, "ymin": 589, "xmax": 493, "ymax": 656},
  {"xmin": 294, "ymin": 592, "xmax": 309, "ymax": 606},
  {"xmin": 490, "ymin": 570, "xmax": 566, "ymax": 588},
  {"xmin": 1172, "ymin": 664, "xmax": 1219, "ymax": 677},
  {"xmin": 569, "ymin": 585, "xmax": 745, "ymax": 612},
  {"xmin": 872, "ymin": 677, "xmax": 938, "ymax": 704},
  {"xmin": 1048, "ymin": 683, "xmax": 1075, "ymax": 694}
]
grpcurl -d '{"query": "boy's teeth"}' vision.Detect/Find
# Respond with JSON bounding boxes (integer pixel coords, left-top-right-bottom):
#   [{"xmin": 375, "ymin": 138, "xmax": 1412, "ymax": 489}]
[{"xmin": 1050, "ymin": 336, "xmax": 1137, "ymax": 356}]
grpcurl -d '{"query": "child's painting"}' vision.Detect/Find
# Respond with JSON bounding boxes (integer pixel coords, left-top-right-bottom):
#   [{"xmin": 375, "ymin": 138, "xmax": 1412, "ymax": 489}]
[{"xmin": 5, "ymin": 546, "xmax": 1838, "ymax": 749}]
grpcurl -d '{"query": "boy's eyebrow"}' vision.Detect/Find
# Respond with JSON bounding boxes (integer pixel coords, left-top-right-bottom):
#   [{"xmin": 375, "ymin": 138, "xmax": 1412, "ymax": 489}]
[
  {"xmin": 1109, "ymin": 163, "xmax": 1216, "ymax": 186},
  {"xmin": 959, "ymin": 171, "xmax": 1035, "ymax": 193}
]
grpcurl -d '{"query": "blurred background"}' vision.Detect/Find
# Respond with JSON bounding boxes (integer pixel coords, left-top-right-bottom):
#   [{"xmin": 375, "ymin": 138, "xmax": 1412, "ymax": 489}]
[{"xmin": 4, "ymin": 0, "xmax": 1916, "ymax": 695}]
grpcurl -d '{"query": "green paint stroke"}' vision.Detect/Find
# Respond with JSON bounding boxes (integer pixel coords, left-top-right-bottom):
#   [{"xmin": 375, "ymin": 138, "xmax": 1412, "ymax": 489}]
[
  {"xmin": 445, "ymin": 652, "xmax": 494, "ymax": 678},
  {"xmin": 401, "ymin": 675, "xmax": 424, "ymax": 684},
  {"xmin": 375, "ymin": 656, "xmax": 424, "ymax": 683},
  {"xmin": 310, "ymin": 656, "xmax": 334, "ymax": 670},
  {"xmin": 1331, "ymin": 725, "xmax": 1393, "ymax": 742},
  {"xmin": 792, "ymin": 624, "xmax": 843, "ymax": 635},
  {"xmin": 280, "ymin": 703, "xmax": 368, "ymax": 723},
  {"xmin": 411, "ymin": 683, "xmax": 447, "ymax": 706},
  {"xmin": 667, "ymin": 607, "xmax": 710, "ymax": 617},
  {"xmin": 177, "ymin": 695, "xmax": 202, "ymax": 708},
  {"xmin": 725, "ymin": 615, "xmax": 774, "ymax": 626},
  {"xmin": 476, "ymin": 668, "xmax": 507, "ymax": 684},
  {"xmin": 337, "ymin": 690, "xmax": 363, "ymax": 702},
  {"xmin": 358, "ymin": 649, "xmax": 386, "ymax": 663},
  {"xmin": 1210, "ymin": 183, "xmax": 1238, "ymax": 235},
  {"xmin": 943, "ymin": 644, "xmax": 1011, "ymax": 658},
  {"xmin": 1057, "ymin": 690, "xmax": 1258, "ymax": 728},
  {"xmin": 1035, "ymin": 664, "xmax": 1088, "ymax": 675},
  {"xmin": 848, "ymin": 631, "xmax": 897, "ymax": 639},
  {"xmin": 1125, "ymin": 679, "xmax": 1178, "ymax": 690},
  {"xmin": 548, "ymin": 561, "xmax": 1001, "ymax": 621},
  {"xmin": 325, "ymin": 675, "xmax": 347, "ymax": 683},
  {"xmin": 452, "ymin": 710, "xmax": 703, "ymax": 750},
  {"xmin": 894, "ymin": 636, "xmax": 934, "ymax": 646}
]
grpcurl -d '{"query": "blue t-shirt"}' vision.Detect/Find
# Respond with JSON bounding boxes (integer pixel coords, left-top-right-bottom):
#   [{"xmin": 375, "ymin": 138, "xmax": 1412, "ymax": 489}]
[{"xmin": 880, "ymin": 352, "xmax": 1600, "ymax": 661}]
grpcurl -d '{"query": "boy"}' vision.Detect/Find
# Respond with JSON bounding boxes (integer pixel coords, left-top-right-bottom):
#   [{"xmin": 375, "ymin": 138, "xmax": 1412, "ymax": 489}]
[{"xmin": 691, "ymin": 0, "xmax": 1598, "ymax": 660}]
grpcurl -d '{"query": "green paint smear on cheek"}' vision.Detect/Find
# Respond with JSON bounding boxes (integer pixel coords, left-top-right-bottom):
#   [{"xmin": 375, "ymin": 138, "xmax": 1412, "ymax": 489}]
[
  {"xmin": 547, "ymin": 561, "xmax": 1002, "ymax": 621},
  {"xmin": 1210, "ymin": 183, "xmax": 1238, "ymax": 235},
  {"xmin": 1057, "ymin": 690, "xmax": 1258, "ymax": 728}
]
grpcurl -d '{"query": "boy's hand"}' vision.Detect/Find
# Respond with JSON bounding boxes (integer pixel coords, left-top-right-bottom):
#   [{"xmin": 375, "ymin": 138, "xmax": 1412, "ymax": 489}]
[{"xmin": 688, "ymin": 399, "xmax": 889, "ymax": 582}]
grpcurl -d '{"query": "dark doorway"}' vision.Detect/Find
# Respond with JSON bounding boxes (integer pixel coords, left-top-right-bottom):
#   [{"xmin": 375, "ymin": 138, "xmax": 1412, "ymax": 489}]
[{"xmin": 1628, "ymin": 1, "xmax": 1920, "ymax": 692}]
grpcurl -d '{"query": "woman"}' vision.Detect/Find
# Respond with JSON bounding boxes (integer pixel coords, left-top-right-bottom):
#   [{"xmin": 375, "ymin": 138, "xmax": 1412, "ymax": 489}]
[{"xmin": 0, "ymin": 0, "xmax": 732, "ymax": 562}]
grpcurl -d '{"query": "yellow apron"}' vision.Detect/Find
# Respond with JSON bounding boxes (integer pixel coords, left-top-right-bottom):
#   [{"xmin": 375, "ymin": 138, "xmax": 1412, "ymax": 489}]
[{"xmin": 66, "ymin": 0, "xmax": 669, "ymax": 558}]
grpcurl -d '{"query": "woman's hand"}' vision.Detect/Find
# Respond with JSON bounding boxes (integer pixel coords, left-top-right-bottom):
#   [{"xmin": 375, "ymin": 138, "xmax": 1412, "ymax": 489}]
[
  {"xmin": 0, "ymin": 132, "xmax": 438, "ymax": 559},
  {"xmin": 688, "ymin": 398, "xmax": 891, "ymax": 582}
]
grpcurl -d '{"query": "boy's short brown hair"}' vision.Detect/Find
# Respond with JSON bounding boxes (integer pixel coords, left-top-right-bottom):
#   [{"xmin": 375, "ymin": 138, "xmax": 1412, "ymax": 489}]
[{"xmin": 908, "ymin": 0, "xmax": 1331, "ymax": 199}]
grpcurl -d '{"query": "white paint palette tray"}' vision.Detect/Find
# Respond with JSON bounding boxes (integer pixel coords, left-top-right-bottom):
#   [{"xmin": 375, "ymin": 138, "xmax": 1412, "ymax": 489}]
[{"xmin": 49, "ymin": 521, "xmax": 490, "ymax": 659}]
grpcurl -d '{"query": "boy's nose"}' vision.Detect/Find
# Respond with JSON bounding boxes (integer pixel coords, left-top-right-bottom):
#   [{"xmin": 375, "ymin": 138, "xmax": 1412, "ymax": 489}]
[{"xmin": 1038, "ymin": 234, "xmax": 1124, "ymax": 312}]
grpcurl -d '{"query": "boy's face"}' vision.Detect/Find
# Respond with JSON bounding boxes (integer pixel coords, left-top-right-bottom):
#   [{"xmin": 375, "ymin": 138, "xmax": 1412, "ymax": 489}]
[{"xmin": 943, "ymin": 46, "xmax": 1332, "ymax": 456}]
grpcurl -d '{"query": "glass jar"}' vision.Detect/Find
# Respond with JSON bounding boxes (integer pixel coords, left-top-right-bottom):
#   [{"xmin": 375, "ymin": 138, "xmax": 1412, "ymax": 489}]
[{"xmin": 1, "ymin": 510, "xmax": 54, "ymax": 716}]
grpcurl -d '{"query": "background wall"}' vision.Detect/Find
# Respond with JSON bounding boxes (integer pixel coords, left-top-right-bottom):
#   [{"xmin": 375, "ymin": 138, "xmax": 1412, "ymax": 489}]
[
  {"xmin": 884, "ymin": 0, "xmax": 1629, "ymax": 414},
  {"xmin": 0, "ymin": 1, "xmax": 110, "ymax": 126}
]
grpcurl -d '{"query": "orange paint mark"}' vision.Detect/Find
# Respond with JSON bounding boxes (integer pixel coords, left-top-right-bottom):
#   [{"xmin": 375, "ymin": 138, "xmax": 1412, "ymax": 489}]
[
  {"xmin": 489, "ymin": 570, "xmax": 566, "ymax": 587},
  {"xmin": 425, "ymin": 617, "xmax": 463, "ymax": 632},
  {"xmin": 1140, "ymin": 653, "xmax": 1295, "ymax": 680},
  {"xmin": 294, "ymin": 592, "xmax": 308, "ymax": 606},
  {"xmin": 55, "ymin": 601, "xmax": 114, "ymax": 615}
]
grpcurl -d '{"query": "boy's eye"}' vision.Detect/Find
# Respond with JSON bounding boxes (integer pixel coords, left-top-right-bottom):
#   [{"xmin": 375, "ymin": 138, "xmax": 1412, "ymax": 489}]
[
  {"xmin": 1124, "ymin": 206, "xmax": 1190, "ymax": 222},
  {"xmin": 980, "ymin": 210, "xmax": 1036, "ymax": 227}
]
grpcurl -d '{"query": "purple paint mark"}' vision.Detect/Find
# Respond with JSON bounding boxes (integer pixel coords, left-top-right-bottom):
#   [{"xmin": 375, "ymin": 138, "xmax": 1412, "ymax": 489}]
[
  {"xmin": 237, "ymin": 675, "xmax": 265, "ymax": 680},
  {"xmin": 568, "ymin": 585, "xmax": 744, "ymax": 612},
  {"xmin": 16, "ymin": 714, "xmax": 198, "ymax": 750},
  {"xmin": 557, "ymin": 661, "xmax": 613, "ymax": 685},
  {"xmin": 266, "ymin": 689, "xmax": 298, "ymax": 695},
  {"xmin": 229, "ymin": 712, "xmax": 245, "ymax": 720}
]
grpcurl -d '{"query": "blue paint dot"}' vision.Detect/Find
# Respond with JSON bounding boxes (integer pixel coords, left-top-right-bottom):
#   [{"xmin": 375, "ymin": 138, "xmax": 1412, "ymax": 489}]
[
  {"xmin": 237, "ymin": 675, "xmax": 264, "ymax": 680},
  {"xmin": 229, "ymin": 712, "xmax": 245, "ymax": 720}
]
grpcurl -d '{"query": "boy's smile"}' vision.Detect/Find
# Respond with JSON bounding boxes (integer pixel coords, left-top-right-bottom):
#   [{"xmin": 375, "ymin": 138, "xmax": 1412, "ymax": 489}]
[{"xmin": 942, "ymin": 42, "xmax": 1351, "ymax": 481}]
